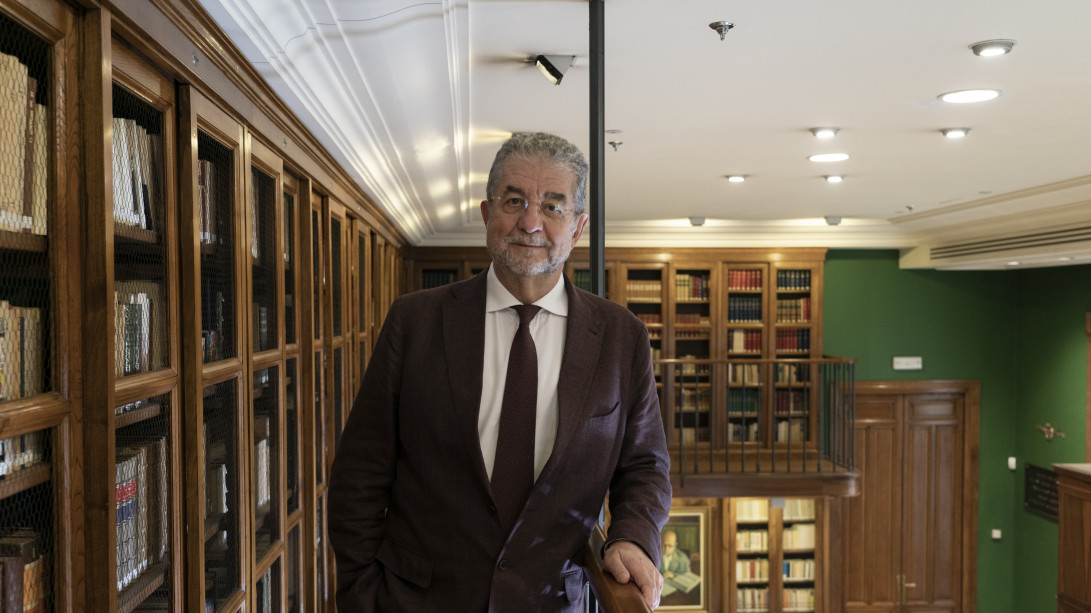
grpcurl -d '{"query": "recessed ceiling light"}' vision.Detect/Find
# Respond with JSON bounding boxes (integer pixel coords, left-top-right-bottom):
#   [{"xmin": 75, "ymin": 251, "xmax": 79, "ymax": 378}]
[
  {"xmin": 825, "ymin": 175, "xmax": 843, "ymax": 184},
  {"xmin": 726, "ymin": 175, "xmax": 746, "ymax": 183},
  {"xmin": 970, "ymin": 39, "xmax": 1016, "ymax": 57},
  {"xmin": 939, "ymin": 89, "xmax": 1001, "ymax": 104},
  {"xmin": 942, "ymin": 128, "xmax": 970, "ymax": 139},
  {"xmin": 1006, "ymin": 261, "xmax": 1020, "ymax": 266},
  {"xmin": 1059, "ymin": 256, "xmax": 1073, "ymax": 261},
  {"xmin": 809, "ymin": 153, "xmax": 850, "ymax": 163},
  {"xmin": 811, "ymin": 127, "xmax": 839, "ymax": 139}
]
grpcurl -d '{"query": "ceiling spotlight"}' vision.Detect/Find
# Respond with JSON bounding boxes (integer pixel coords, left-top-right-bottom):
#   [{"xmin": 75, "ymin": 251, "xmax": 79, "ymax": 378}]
[
  {"xmin": 534, "ymin": 54, "xmax": 575, "ymax": 85},
  {"xmin": 726, "ymin": 175, "xmax": 746, "ymax": 183},
  {"xmin": 709, "ymin": 21, "xmax": 735, "ymax": 40},
  {"xmin": 825, "ymin": 175, "xmax": 843, "ymax": 184},
  {"xmin": 689, "ymin": 216, "xmax": 706, "ymax": 227},
  {"xmin": 811, "ymin": 127, "xmax": 839, "ymax": 139},
  {"xmin": 939, "ymin": 89, "xmax": 1001, "ymax": 103},
  {"xmin": 942, "ymin": 128, "xmax": 970, "ymax": 139},
  {"xmin": 809, "ymin": 153, "xmax": 850, "ymax": 163},
  {"xmin": 971, "ymin": 39, "xmax": 1016, "ymax": 57},
  {"xmin": 608, "ymin": 140, "xmax": 622, "ymax": 151},
  {"xmin": 824, "ymin": 216, "xmax": 842, "ymax": 226}
]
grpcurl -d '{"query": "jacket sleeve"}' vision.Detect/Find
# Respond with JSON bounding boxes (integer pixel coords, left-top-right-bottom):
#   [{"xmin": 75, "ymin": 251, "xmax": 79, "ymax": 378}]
[
  {"xmin": 602, "ymin": 322, "xmax": 673, "ymax": 567},
  {"xmin": 327, "ymin": 296, "xmax": 406, "ymax": 611}
]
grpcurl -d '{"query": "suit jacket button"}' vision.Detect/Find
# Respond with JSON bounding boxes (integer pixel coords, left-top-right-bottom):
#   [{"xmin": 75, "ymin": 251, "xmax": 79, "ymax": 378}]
[{"xmin": 497, "ymin": 559, "xmax": 509, "ymax": 571}]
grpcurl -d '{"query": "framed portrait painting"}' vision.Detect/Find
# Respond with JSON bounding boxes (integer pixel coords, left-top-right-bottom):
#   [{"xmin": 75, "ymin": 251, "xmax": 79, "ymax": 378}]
[{"xmin": 658, "ymin": 506, "xmax": 709, "ymax": 611}]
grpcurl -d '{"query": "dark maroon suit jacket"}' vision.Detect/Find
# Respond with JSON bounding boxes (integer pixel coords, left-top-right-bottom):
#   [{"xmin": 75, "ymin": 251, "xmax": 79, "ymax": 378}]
[{"xmin": 328, "ymin": 270, "xmax": 671, "ymax": 612}]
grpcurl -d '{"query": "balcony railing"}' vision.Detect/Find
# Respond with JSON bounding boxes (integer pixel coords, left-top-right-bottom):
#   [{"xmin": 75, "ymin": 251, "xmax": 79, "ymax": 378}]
[{"xmin": 655, "ymin": 356, "xmax": 856, "ymax": 496}]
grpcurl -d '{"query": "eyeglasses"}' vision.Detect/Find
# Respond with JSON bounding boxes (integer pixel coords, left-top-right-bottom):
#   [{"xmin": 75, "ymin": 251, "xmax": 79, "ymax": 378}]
[{"xmin": 492, "ymin": 194, "xmax": 572, "ymax": 222}]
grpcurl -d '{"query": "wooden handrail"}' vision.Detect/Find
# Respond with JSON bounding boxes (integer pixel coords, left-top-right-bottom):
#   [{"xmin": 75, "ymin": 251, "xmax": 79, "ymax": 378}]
[{"xmin": 583, "ymin": 525, "xmax": 653, "ymax": 613}]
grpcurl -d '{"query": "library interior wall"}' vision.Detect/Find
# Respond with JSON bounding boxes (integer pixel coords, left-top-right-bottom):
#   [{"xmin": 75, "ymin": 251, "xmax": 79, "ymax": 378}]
[{"xmin": 823, "ymin": 249, "xmax": 1091, "ymax": 613}]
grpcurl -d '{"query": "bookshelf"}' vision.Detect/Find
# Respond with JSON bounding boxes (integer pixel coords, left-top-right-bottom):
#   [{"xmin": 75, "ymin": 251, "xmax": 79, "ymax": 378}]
[
  {"xmin": 0, "ymin": 4, "xmax": 75, "ymax": 609},
  {"xmin": 728, "ymin": 497, "xmax": 821, "ymax": 613},
  {"xmin": 0, "ymin": 2, "xmax": 403, "ymax": 611}
]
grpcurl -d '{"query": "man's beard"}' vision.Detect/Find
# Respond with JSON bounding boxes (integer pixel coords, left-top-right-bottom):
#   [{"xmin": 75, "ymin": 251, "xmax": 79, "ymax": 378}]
[{"xmin": 489, "ymin": 233, "xmax": 568, "ymax": 277}]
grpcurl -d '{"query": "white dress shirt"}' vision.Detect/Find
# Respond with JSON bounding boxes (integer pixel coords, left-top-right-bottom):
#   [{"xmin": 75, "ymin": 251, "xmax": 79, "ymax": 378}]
[{"xmin": 478, "ymin": 266, "xmax": 567, "ymax": 481}]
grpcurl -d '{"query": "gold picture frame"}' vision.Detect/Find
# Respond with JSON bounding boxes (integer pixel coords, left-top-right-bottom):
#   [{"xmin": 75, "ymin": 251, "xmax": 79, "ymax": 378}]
[{"xmin": 659, "ymin": 505, "xmax": 709, "ymax": 611}]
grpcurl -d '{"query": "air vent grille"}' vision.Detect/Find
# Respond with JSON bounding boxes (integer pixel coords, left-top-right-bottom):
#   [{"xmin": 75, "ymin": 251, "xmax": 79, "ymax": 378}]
[{"xmin": 931, "ymin": 225, "xmax": 1091, "ymax": 259}]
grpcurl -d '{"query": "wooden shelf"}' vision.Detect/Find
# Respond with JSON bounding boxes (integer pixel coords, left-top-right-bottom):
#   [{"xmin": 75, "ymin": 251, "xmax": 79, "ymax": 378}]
[
  {"xmin": 117, "ymin": 560, "xmax": 169, "ymax": 613},
  {"xmin": 0, "ymin": 463, "xmax": 50, "ymax": 498},
  {"xmin": 0, "ymin": 228, "xmax": 47, "ymax": 253},
  {"xmin": 114, "ymin": 222, "xmax": 158, "ymax": 244},
  {"xmin": 115, "ymin": 402, "xmax": 163, "ymax": 429}
]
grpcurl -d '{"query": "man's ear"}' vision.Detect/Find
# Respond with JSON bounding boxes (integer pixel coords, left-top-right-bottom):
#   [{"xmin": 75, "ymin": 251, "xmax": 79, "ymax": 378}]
[
  {"xmin": 480, "ymin": 200, "xmax": 491, "ymax": 225},
  {"xmin": 571, "ymin": 212, "xmax": 590, "ymax": 242}
]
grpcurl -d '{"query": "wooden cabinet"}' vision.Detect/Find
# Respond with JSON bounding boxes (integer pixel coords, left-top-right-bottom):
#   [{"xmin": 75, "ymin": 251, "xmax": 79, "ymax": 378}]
[
  {"xmin": 726, "ymin": 498, "xmax": 822, "ymax": 613},
  {"xmin": 1057, "ymin": 463, "xmax": 1091, "ymax": 613},
  {"xmin": 0, "ymin": 2, "xmax": 402, "ymax": 611}
]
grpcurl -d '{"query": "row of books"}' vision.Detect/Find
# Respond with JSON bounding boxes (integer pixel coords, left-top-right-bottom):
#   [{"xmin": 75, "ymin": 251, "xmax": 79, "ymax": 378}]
[
  {"xmin": 783, "ymin": 498, "xmax": 816, "ymax": 520},
  {"xmin": 728, "ymin": 329, "xmax": 762, "ymax": 353},
  {"xmin": 674, "ymin": 313, "xmax": 707, "ymax": 325},
  {"xmin": 111, "ymin": 116, "xmax": 163, "ymax": 235},
  {"xmin": 783, "ymin": 558, "xmax": 815, "ymax": 580},
  {"xmin": 728, "ymin": 296, "xmax": 762, "ymax": 323},
  {"xmin": 0, "ymin": 527, "xmax": 47, "ymax": 613},
  {"xmin": 727, "ymin": 269, "xmax": 763, "ymax": 291},
  {"xmin": 676, "ymin": 388, "xmax": 711, "ymax": 411},
  {"xmin": 197, "ymin": 159, "xmax": 220, "ymax": 245},
  {"xmin": 783, "ymin": 587, "xmax": 815, "ymax": 609},
  {"xmin": 729, "ymin": 363, "xmax": 762, "ymax": 384},
  {"xmin": 737, "ymin": 587, "xmax": 769, "ymax": 611},
  {"xmin": 571, "ymin": 270, "xmax": 607, "ymax": 294},
  {"xmin": 0, "ymin": 301, "xmax": 44, "ymax": 402},
  {"xmin": 635, "ymin": 312, "xmax": 661, "ymax": 325},
  {"xmin": 675, "ymin": 329, "xmax": 709, "ymax": 340},
  {"xmin": 675, "ymin": 274, "xmax": 710, "ymax": 300},
  {"xmin": 253, "ymin": 415, "xmax": 271, "ymax": 516},
  {"xmin": 776, "ymin": 363, "xmax": 809, "ymax": 385},
  {"xmin": 776, "ymin": 297, "xmax": 811, "ymax": 323},
  {"xmin": 736, "ymin": 558, "xmax": 770, "ymax": 582},
  {"xmin": 205, "ymin": 423, "xmax": 230, "ymax": 519},
  {"xmin": 736, "ymin": 499, "xmax": 769, "ymax": 521},
  {"xmin": 421, "ymin": 270, "xmax": 456, "ymax": 289},
  {"xmin": 776, "ymin": 270, "xmax": 811, "ymax": 292},
  {"xmin": 115, "ymin": 437, "xmax": 169, "ymax": 594},
  {"xmin": 775, "ymin": 390, "xmax": 808, "ymax": 415},
  {"xmin": 775, "ymin": 328, "xmax": 811, "ymax": 352},
  {"xmin": 728, "ymin": 422, "xmax": 760, "ymax": 443},
  {"xmin": 115, "ymin": 281, "xmax": 165, "ymax": 378},
  {"xmin": 624, "ymin": 281, "xmax": 662, "ymax": 302},
  {"xmin": 783, "ymin": 523, "xmax": 816, "ymax": 549},
  {"xmin": 776, "ymin": 418, "xmax": 807, "ymax": 442},
  {"xmin": 0, "ymin": 431, "xmax": 45, "ymax": 479},
  {"xmin": 728, "ymin": 389, "xmax": 761, "ymax": 415},
  {"xmin": 0, "ymin": 53, "xmax": 47, "ymax": 236},
  {"xmin": 736, "ymin": 529, "xmax": 768, "ymax": 552}
]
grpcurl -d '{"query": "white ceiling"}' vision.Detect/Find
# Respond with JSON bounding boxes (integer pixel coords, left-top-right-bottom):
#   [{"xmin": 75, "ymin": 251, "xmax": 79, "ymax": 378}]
[{"xmin": 197, "ymin": 0, "xmax": 1091, "ymax": 269}]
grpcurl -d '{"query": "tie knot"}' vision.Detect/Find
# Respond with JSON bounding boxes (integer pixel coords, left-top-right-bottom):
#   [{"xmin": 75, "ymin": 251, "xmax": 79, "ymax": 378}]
[{"xmin": 513, "ymin": 304, "xmax": 541, "ymax": 326}]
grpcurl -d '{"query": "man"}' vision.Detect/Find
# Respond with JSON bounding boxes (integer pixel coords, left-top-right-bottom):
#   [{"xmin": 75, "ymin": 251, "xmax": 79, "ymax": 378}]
[
  {"xmin": 328, "ymin": 132, "xmax": 671, "ymax": 612},
  {"xmin": 659, "ymin": 530, "xmax": 690, "ymax": 580}
]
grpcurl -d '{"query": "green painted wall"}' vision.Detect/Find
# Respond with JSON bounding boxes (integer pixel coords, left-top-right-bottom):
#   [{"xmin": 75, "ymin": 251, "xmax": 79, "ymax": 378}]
[{"xmin": 822, "ymin": 249, "xmax": 1091, "ymax": 613}]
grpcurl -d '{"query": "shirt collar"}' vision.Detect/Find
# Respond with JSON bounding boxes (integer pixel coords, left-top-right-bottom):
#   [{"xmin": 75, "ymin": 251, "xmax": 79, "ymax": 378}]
[{"xmin": 485, "ymin": 265, "xmax": 568, "ymax": 317}]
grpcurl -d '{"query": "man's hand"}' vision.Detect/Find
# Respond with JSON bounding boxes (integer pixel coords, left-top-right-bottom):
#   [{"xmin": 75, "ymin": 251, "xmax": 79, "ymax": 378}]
[{"xmin": 603, "ymin": 541, "xmax": 663, "ymax": 610}]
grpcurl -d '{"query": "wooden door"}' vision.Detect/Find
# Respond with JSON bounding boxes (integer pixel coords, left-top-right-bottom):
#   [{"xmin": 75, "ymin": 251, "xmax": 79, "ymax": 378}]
[{"xmin": 841, "ymin": 381, "xmax": 978, "ymax": 613}]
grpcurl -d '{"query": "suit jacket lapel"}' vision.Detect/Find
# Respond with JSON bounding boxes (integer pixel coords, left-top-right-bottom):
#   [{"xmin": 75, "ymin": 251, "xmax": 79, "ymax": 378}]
[
  {"xmin": 537, "ymin": 277, "xmax": 605, "ymax": 485},
  {"xmin": 441, "ymin": 271, "xmax": 492, "ymax": 490}
]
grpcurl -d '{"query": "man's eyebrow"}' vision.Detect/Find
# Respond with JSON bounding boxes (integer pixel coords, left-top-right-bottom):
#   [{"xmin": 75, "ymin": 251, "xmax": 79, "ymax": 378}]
[{"xmin": 542, "ymin": 191, "xmax": 567, "ymax": 203}]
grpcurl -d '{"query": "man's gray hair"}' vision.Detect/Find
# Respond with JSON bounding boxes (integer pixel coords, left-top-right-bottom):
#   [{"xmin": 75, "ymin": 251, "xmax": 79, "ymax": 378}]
[{"xmin": 485, "ymin": 132, "xmax": 588, "ymax": 215}]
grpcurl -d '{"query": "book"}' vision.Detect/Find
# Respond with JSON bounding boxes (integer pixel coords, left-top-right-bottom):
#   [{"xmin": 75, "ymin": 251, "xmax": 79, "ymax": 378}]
[
  {"xmin": 664, "ymin": 570, "xmax": 700, "ymax": 594},
  {"xmin": 29, "ymin": 104, "xmax": 47, "ymax": 236},
  {"xmin": 0, "ymin": 53, "xmax": 28, "ymax": 231}
]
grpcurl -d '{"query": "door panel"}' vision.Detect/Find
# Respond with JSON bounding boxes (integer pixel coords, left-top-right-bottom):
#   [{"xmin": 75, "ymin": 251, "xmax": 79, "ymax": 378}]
[
  {"xmin": 844, "ymin": 386, "xmax": 970, "ymax": 613},
  {"xmin": 844, "ymin": 394, "xmax": 902, "ymax": 612}
]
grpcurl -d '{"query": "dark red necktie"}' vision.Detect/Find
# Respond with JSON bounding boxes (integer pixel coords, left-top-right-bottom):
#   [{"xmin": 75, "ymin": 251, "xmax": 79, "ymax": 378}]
[{"xmin": 491, "ymin": 304, "xmax": 541, "ymax": 534}]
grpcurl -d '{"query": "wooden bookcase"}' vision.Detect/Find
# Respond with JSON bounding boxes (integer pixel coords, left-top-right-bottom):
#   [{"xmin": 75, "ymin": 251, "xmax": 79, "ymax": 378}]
[
  {"xmin": 0, "ymin": 1, "xmax": 404, "ymax": 611},
  {"xmin": 402, "ymin": 247, "xmax": 827, "ymax": 453},
  {"xmin": 727, "ymin": 497, "xmax": 823, "ymax": 613}
]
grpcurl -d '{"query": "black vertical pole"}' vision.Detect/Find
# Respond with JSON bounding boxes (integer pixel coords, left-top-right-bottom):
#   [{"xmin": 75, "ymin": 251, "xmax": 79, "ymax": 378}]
[{"xmin": 589, "ymin": 0, "xmax": 605, "ymax": 298}]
